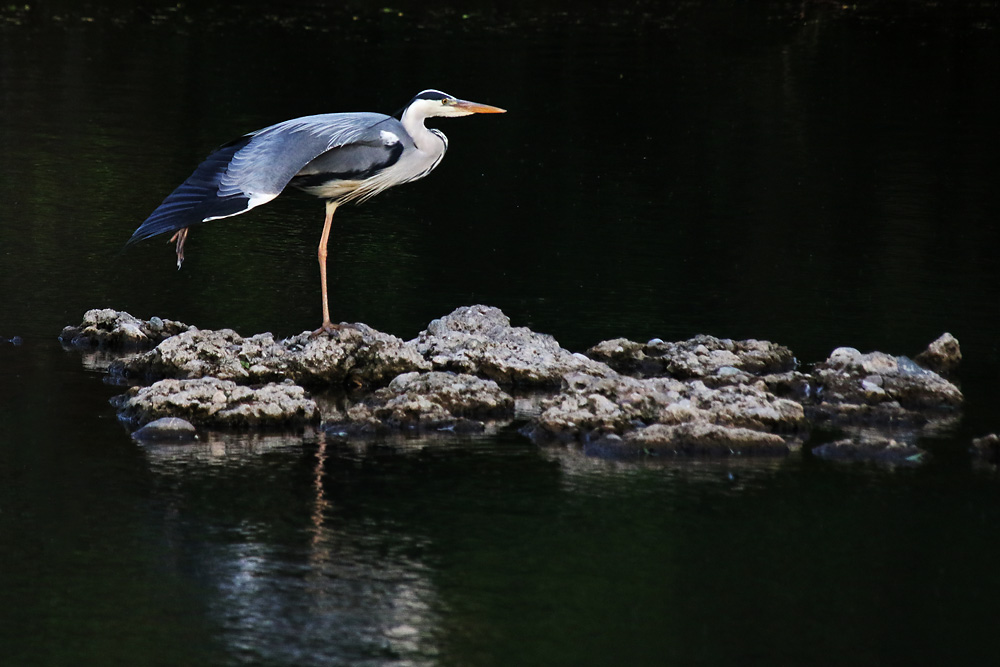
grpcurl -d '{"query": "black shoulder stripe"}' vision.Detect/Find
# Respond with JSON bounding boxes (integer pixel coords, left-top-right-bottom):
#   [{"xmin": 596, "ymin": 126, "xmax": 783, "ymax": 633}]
[{"xmin": 291, "ymin": 141, "xmax": 404, "ymax": 186}]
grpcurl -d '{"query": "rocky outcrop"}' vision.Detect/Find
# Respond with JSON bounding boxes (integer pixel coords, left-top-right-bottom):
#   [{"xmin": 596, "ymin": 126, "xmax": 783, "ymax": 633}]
[
  {"xmin": 526, "ymin": 369, "xmax": 805, "ymax": 454},
  {"xmin": 110, "ymin": 324, "xmax": 430, "ymax": 389},
  {"xmin": 60, "ymin": 308, "xmax": 192, "ymax": 349},
  {"xmin": 58, "ymin": 306, "xmax": 967, "ymax": 465},
  {"xmin": 111, "ymin": 377, "xmax": 318, "ymax": 427},
  {"xmin": 807, "ymin": 346, "xmax": 962, "ymax": 426},
  {"xmin": 586, "ymin": 335, "xmax": 796, "ymax": 379},
  {"xmin": 913, "ymin": 332, "xmax": 962, "ymax": 376},
  {"xmin": 412, "ymin": 305, "xmax": 611, "ymax": 386},
  {"xmin": 326, "ymin": 371, "xmax": 514, "ymax": 434}
]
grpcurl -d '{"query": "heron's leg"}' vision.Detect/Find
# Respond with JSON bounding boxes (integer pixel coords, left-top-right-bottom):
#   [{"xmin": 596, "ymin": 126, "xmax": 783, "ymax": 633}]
[
  {"xmin": 312, "ymin": 201, "xmax": 343, "ymax": 337},
  {"xmin": 169, "ymin": 227, "xmax": 189, "ymax": 270}
]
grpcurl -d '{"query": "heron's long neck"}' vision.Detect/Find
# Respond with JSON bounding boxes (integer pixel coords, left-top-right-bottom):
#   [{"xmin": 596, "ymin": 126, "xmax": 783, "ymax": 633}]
[{"xmin": 401, "ymin": 108, "xmax": 446, "ymax": 155}]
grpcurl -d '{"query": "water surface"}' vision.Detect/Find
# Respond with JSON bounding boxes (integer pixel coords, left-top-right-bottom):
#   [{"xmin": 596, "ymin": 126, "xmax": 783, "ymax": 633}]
[{"xmin": 2, "ymin": 3, "xmax": 1000, "ymax": 665}]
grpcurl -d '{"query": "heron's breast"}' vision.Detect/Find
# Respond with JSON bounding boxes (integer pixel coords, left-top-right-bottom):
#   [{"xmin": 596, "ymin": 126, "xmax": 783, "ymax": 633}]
[{"xmin": 291, "ymin": 177, "xmax": 366, "ymax": 200}]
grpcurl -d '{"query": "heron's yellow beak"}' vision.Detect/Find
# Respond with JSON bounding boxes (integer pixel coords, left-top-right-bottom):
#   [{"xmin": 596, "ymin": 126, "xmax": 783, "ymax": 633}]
[{"xmin": 453, "ymin": 99, "xmax": 506, "ymax": 114}]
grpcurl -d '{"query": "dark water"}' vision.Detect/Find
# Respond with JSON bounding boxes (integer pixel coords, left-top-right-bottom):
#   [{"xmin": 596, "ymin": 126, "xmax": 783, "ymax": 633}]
[{"xmin": 3, "ymin": 2, "xmax": 1000, "ymax": 664}]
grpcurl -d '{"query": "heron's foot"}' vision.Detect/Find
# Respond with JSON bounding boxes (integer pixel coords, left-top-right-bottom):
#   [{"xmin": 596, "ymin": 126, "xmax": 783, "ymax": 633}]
[
  {"xmin": 169, "ymin": 227, "xmax": 189, "ymax": 270},
  {"xmin": 310, "ymin": 321, "xmax": 351, "ymax": 338}
]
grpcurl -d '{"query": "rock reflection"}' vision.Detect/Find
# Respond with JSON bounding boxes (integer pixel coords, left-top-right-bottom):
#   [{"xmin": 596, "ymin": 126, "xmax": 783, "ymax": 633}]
[
  {"xmin": 540, "ymin": 441, "xmax": 791, "ymax": 495},
  {"xmin": 139, "ymin": 430, "xmax": 313, "ymax": 465}
]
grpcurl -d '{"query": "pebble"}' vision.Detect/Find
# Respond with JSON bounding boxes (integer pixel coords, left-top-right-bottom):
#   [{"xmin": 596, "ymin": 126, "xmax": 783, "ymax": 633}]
[{"xmin": 131, "ymin": 417, "xmax": 198, "ymax": 442}]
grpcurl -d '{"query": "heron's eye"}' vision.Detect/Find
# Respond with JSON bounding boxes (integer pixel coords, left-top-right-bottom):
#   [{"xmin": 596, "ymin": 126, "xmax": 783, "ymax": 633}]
[{"xmin": 442, "ymin": 98, "xmax": 456, "ymax": 106}]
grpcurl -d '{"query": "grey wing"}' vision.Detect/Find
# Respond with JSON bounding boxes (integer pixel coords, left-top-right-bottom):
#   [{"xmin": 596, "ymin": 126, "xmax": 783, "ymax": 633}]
[
  {"xmin": 128, "ymin": 112, "xmax": 402, "ymax": 246},
  {"xmin": 217, "ymin": 112, "xmax": 401, "ymax": 207},
  {"xmin": 288, "ymin": 116, "xmax": 414, "ymax": 202}
]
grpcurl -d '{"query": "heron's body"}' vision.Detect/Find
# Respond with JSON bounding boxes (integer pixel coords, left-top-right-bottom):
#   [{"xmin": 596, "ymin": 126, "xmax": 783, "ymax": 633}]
[
  {"xmin": 128, "ymin": 90, "xmax": 504, "ymax": 333},
  {"xmin": 290, "ymin": 114, "xmax": 446, "ymax": 201}
]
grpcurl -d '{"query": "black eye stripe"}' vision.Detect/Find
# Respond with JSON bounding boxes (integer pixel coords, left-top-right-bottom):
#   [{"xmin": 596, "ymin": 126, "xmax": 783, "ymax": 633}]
[{"xmin": 414, "ymin": 89, "xmax": 450, "ymax": 101}]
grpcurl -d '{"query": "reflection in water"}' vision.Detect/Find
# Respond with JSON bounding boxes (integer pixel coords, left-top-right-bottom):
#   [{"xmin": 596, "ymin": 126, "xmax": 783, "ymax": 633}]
[
  {"xmin": 207, "ymin": 536, "xmax": 437, "ymax": 665},
  {"xmin": 540, "ymin": 441, "xmax": 791, "ymax": 496},
  {"xmin": 143, "ymin": 432, "xmax": 442, "ymax": 664},
  {"xmin": 140, "ymin": 431, "xmax": 803, "ymax": 664},
  {"xmin": 141, "ymin": 431, "xmax": 311, "ymax": 466}
]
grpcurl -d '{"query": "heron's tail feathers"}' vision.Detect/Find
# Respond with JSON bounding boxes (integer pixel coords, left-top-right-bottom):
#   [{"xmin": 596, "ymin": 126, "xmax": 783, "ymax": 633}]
[{"xmin": 127, "ymin": 136, "xmax": 254, "ymax": 246}]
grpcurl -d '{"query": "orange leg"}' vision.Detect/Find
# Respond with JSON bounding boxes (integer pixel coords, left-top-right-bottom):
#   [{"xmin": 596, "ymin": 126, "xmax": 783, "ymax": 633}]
[
  {"xmin": 169, "ymin": 227, "xmax": 189, "ymax": 269},
  {"xmin": 311, "ymin": 201, "xmax": 343, "ymax": 336}
]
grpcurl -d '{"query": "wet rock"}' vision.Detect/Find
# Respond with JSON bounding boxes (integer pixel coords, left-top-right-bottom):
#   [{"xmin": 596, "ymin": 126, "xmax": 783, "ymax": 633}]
[
  {"xmin": 528, "ymin": 370, "xmax": 805, "ymax": 444},
  {"xmin": 971, "ymin": 433, "xmax": 1000, "ymax": 465},
  {"xmin": 60, "ymin": 309, "xmax": 192, "ymax": 350},
  {"xmin": 412, "ymin": 305, "xmax": 611, "ymax": 386},
  {"xmin": 586, "ymin": 334, "xmax": 795, "ymax": 379},
  {"xmin": 582, "ymin": 422, "xmax": 789, "ymax": 459},
  {"xmin": 913, "ymin": 332, "xmax": 962, "ymax": 376},
  {"xmin": 327, "ymin": 371, "xmax": 514, "ymax": 433},
  {"xmin": 131, "ymin": 417, "xmax": 198, "ymax": 442},
  {"xmin": 111, "ymin": 328, "xmax": 265, "ymax": 382},
  {"xmin": 110, "ymin": 323, "xmax": 430, "ymax": 389},
  {"xmin": 755, "ymin": 371, "xmax": 815, "ymax": 401},
  {"xmin": 111, "ymin": 377, "xmax": 318, "ymax": 427},
  {"xmin": 811, "ymin": 437, "xmax": 927, "ymax": 466},
  {"xmin": 66, "ymin": 306, "xmax": 969, "ymax": 452},
  {"xmin": 809, "ymin": 343, "xmax": 962, "ymax": 426},
  {"xmin": 277, "ymin": 325, "xmax": 431, "ymax": 388}
]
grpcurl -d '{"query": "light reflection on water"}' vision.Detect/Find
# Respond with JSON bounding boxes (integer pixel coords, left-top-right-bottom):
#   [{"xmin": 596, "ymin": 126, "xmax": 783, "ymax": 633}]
[
  {"xmin": 142, "ymin": 432, "xmax": 442, "ymax": 664},
  {"xmin": 206, "ymin": 538, "xmax": 438, "ymax": 666},
  {"xmin": 138, "ymin": 429, "xmax": 799, "ymax": 664}
]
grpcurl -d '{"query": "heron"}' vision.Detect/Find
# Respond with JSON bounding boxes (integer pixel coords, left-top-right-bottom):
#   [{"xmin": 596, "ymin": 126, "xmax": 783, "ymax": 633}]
[{"xmin": 127, "ymin": 89, "xmax": 505, "ymax": 335}]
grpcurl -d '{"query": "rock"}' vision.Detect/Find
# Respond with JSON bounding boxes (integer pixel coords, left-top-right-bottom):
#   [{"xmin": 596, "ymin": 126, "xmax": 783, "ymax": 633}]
[
  {"xmin": 584, "ymin": 338, "xmax": 656, "ymax": 376},
  {"xmin": 109, "ymin": 329, "xmax": 258, "ymax": 382},
  {"xmin": 60, "ymin": 309, "xmax": 192, "ymax": 350},
  {"xmin": 411, "ymin": 305, "xmax": 612, "ymax": 386},
  {"xmin": 277, "ymin": 325, "xmax": 431, "ymax": 388},
  {"xmin": 582, "ymin": 422, "xmax": 789, "ymax": 459},
  {"xmin": 811, "ymin": 437, "xmax": 927, "ymax": 466},
  {"xmin": 809, "ymin": 341, "xmax": 962, "ymax": 426},
  {"xmin": 825, "ymin": 346, "xmax": 863, "ymax": 369},
  {"xmin": 527, "ymin": 370, "xmax": 804, "ymax": 444},
  {"xmin": 131, "ymin": 417, "xmax": 198, "ymax": 442},
  {"xmin": 971, "ymin": 433, "xmax": 1000, "ymax": 464},
  {"xmin": 63, "ymin": 306, "xmax": 968, "ymax": 453},
  {"xmin": 755, "ymin": 371, "xmax": 815, "ymax": 401},
  {"xmin": 111, "ymin": 377, "xmax": 318, "ymax": 427},
  {"xmin": 111, "ymin": 328, "xmax": 263, "ymax": 382},
  {"xmin": 110, "ymin": 323, "xmax": 430, "ymax": 389},
  {"xmin": 326, "ymin": 371, "xmax": 514, "ymax": 433},
  {"xmin": 586, "ymin": 334, "xmax": 796, "ymax": 379},
  {"xmin": 914, "ymin": 332, "xmax": 962, "ymax": 376}
]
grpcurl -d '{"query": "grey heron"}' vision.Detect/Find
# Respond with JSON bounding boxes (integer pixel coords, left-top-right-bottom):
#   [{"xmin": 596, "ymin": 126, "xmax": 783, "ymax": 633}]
[{"xmin": 128, "ymin": 89, "xmax": 505, "ymax": 335}]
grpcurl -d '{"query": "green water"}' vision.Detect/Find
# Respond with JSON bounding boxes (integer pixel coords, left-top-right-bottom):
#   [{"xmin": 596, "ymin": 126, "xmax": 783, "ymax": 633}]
[{"xmin": 2, "ymin": 2, "xmax": 1000, "ymax": 665}]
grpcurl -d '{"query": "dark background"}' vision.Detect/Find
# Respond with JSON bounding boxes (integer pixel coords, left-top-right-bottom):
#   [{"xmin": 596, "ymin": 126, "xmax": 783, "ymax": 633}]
[{"xmin": 2, "ymin": 2, "xmax": 1000, "ymax": 665}]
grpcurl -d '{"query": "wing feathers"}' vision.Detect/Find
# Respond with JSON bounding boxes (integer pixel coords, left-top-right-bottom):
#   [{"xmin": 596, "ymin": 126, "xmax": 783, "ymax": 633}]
[
  {"xmin": 217, "ymin": 113, "xmax": 393, "ymax": 199},
  {"xmin": 129, "ymin": 112, "xmax": 400, "ymax": 245},
  {"xmin": 128, "ymin": 136, "xmax": 253, "ymax": 244}
]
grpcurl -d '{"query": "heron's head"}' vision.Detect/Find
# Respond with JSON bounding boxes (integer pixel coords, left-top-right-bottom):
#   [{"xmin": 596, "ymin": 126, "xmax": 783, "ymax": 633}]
[{"xmin": 405, "ymin": 90, "xmax": 506, "ymax": 119}]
